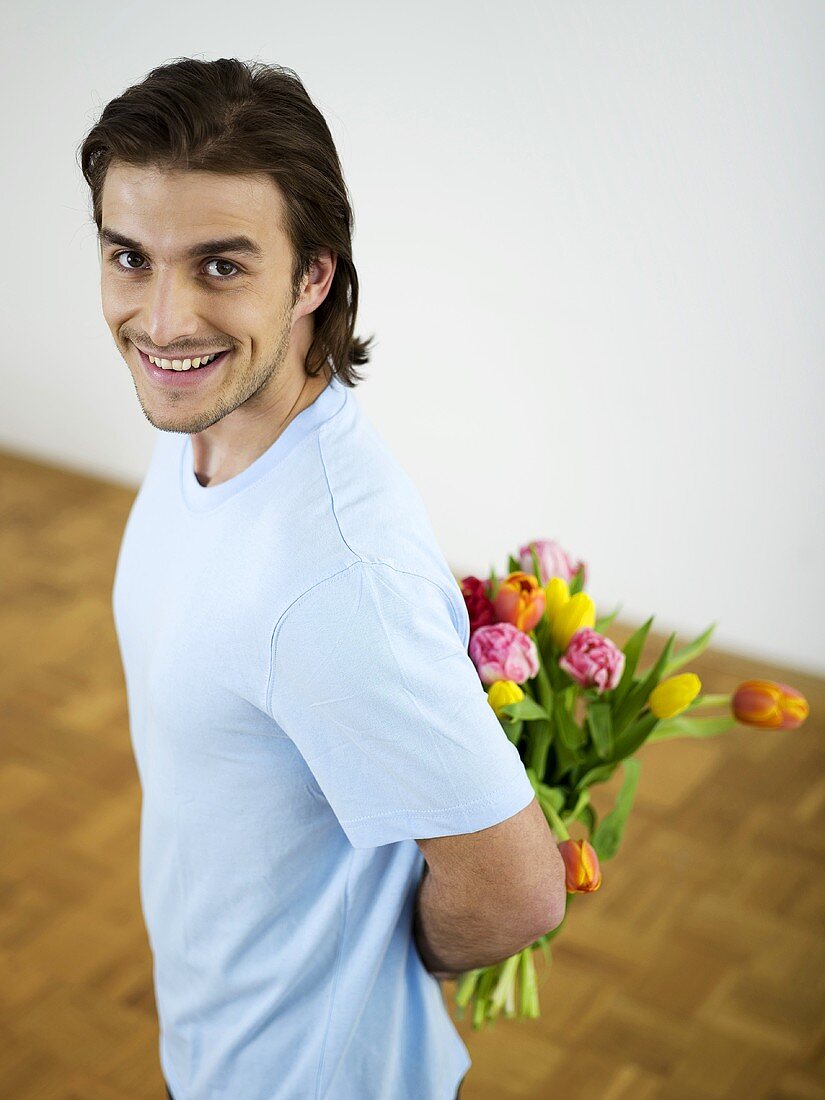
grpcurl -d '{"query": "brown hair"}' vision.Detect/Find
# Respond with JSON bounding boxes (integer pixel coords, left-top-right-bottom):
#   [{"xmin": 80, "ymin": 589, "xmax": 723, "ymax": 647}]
[{"xmin": 77, "ymin": 56, "xmax": 374, "ymax": 386}]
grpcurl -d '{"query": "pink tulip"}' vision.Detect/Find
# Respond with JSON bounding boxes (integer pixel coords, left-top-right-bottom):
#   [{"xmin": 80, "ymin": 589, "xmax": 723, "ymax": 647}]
[
  {"xmin": 558, "ymin": 627, "xmax": 625, "ymax": 695},
  {"xmin": 469, "ymin": 622, "xmax": 540, "ymax": 686},
  {"xmin": 518, "ymin": 538, "xmax": 587, "ymax": 588}
]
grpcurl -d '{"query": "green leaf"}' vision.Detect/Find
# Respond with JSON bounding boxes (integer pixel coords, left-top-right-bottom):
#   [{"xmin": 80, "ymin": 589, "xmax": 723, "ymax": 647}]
[
  {"xmin": 532, "ymin": 663, "xmax": 555, "ymax": 713},
  {"xmin": 519, "ymin": 676, "xmax": 540, "ymax": 702},
  {"xmin": 489, "ymin": 567, "xmax": 499, "ymax": 600},
  {"xmin": 554, "ymin": 691, "xmax": 585, "ymax": 751},
  {"xmin": 661, "ymin": 622, "xmax": 718, "ymax": 678},
  {"xmin": 612, "ymin": 632, "xmax": 677, "ymax": 739},
  {"xmin": 499, "ymin": 717, "xmax": 524, "ymax": 745},
  {"xmin": 568, "ymin": 564, "xmax": 586, "ymax": 596},
  {"xmin": 594, "ymin": 605, "xmax": 622, "ymax": 631},
  {"xmin": 610, "ymin": 711, "xmax": 660, "ymax": 760},
  {"xmin": 646, "ymin": 713, "xmax": 737, "ymax": 742},
  {"xmin": 508, "ymin": 554, "xmax": 521, "ymax": 574},
  {"xmin": 590, "ymin": 757, "xmax": 641, "ymax": 861},
  {"xmin": 528, "ymin": 544, "xmax": 543, "ymax": 585},
  {"xmin": 585, "ymin": 702, "xmax": 613, "ymax": 760},
  {"xmin": 499, "ymin": 696, "xmax": 550, "ymax": 722},
  {"xmin": 611, "ymin": 616, "xmax": 654, "ymax": 711},
  {"xmin": 573, "ymin": 760, "xmax": 619, "ymax": 791},
  {"xmin": 553, "ymin": 741, "xmax": 585, "ymax": 784}
]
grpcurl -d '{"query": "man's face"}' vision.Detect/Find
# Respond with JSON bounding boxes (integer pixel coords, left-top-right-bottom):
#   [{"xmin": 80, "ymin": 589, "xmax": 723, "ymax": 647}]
[{"xmin": 99, "ymin": 162, "xmax": 315, "ymax": 435}]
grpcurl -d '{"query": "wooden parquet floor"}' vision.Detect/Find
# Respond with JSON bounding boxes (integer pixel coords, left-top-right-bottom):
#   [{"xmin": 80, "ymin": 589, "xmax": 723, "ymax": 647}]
[{"xmin": 1, "ymin": 447, "xmax": 823, "ymax": 1100}]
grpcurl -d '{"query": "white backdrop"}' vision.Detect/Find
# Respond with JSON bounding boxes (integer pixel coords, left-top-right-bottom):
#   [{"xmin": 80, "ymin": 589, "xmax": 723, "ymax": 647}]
[{"xmin": 1, "ymin": 1, "xmax": 822, "ymax": 674}]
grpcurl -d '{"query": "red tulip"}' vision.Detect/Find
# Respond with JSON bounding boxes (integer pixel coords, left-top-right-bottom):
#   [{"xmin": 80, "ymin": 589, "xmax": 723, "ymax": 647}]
[{"xmin": 459, "ymin": 575, "xmax": 496, "ymax": 634}]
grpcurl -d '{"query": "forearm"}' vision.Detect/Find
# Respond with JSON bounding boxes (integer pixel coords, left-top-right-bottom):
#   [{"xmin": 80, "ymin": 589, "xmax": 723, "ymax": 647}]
[{"xmin": 412, "ymin": 862, "xmax": 545, "ymax": 981}]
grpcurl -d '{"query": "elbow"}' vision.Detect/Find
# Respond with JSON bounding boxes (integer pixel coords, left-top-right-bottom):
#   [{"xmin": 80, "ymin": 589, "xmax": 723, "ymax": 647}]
[
  {"xmin": 548, "ymin": 894, "xmax": 568, "ymax": 932},
  {"xmin": 532, "ymin": 894, "xmax": 567, "ymax": 938},
  {"xmin": 530, "ymin": 868, "xmax": 569, "ymax": 937}
]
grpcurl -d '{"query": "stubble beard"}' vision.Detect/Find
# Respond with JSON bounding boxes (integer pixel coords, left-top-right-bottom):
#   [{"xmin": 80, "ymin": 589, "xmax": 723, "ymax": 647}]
[{"xmin": 133, "ymin": 298, "xmax": 295, "ymax": 435}]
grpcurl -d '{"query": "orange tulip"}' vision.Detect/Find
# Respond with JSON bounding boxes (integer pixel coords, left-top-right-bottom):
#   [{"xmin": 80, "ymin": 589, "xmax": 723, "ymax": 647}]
[
  {"xmin": 492, "ymin": 571, "xmax": 546, "ymax": 632},
  {"xmin": 732, "ymin": 679, "xmax": 809, "ymax": 730},
  {"xmin": 557, "ymin": 838, "xmax": 602, "ymax": 893}
]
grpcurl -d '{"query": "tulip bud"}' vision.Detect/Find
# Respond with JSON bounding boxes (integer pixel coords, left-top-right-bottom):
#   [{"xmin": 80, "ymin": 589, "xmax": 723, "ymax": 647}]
[
  {"xmin": 551, "ymin": 592, "xmax": 596, "ymax": 651},
  {"xmin": 648, "ymin": 673, "xmax": 702, "ymax": 719},
  {"xmin": 544, "ymin": 576, "xmax": 570, "ymax": 621},
  {"xmin": 492, "ymin": 572, "xmax": 546, "ymax": 632},
  {"xmin": 487, "ymin": 680, "xmax": 525, "ymax": 718},
  {"xmin": 557, "ymin": 838, "xmax": 602, "ymax": 893},
  {"xmin": 732, "ymin": 679, "xmax": 809, "ymax": 730}
]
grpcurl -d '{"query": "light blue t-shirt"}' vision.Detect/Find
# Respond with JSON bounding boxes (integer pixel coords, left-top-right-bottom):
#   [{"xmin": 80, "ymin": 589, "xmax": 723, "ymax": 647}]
[{"xmin": 112, "ymin": 372, "xmax": 536, "ymax": 1100}]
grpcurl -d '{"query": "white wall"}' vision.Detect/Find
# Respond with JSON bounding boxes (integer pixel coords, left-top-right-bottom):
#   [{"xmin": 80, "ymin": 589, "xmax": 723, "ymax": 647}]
[{"xmin": 1, "ymin": 1, "xmax": 823, "ymax": 675}]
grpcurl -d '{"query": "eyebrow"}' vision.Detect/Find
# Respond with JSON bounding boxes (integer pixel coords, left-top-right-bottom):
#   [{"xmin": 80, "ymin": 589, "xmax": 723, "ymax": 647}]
[{"xmin": 98, "ymin": 227, "xmax": 264, "ymax": 261}]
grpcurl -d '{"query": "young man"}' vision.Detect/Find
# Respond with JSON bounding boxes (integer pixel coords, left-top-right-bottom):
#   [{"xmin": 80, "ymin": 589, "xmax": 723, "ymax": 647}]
[{"xmin": 81, "ymin": 57, "xmax": 565, "ymax": 1100}]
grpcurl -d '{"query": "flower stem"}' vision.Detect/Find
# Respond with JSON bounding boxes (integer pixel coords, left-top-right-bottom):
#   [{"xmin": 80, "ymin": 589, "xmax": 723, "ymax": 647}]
[
  {"xmin": 454, "ymin": 968, "xmax": 482, "ymax": 1008},
  {"xmin": 471, "ymin": 966, "xmax": 498, "ymax": 1029},
  {"xmin": 518, "ymin": 947, "xmax": 540, "ymax": 1018},
  {"xmin": 686, "ymin": 692, "xmax": 731, "ymax": 710},
  {"xmin": 534, "ymin": 661, "xmax": 554, "ymax": 711},
  {"xmin": 488, "ymin": 952, "xmax": 520, "ymax": 1019},
  {"xmin": 565, "ymin": 787, "xmax": 590, "ymax": 823},
  {"xmin": 527, "ymin": 723, "xmax": 552, "ymax": 776},
  {"xmin": 526, "ymin": 660, "xmax": 556, "ymax": 777},
  {"xmin": 543, "ymin": 799, "xmax": 571, "ymax": 841}
]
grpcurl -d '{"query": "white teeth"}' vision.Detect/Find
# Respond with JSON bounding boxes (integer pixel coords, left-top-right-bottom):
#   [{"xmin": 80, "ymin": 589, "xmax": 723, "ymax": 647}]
[{"xmin": 147, "ymin": 351, "xmax": 221, "ymax": 370}]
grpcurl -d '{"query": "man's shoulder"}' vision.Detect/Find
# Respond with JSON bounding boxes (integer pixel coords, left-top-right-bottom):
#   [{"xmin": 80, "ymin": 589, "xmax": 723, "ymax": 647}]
[
  {"xmin": 274, "ymin": 557, "xmax": 469, "ymax": 652},
  {"xmin": 319, "ymin": 417, "xmax": 449, "ymax": 564}
]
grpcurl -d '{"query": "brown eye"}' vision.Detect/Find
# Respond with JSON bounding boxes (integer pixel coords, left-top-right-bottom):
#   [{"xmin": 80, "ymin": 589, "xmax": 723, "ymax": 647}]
[
  {"xmin": 205, "ymin": 258, "xmax": 240, "ymax": 279},
  {"xmin": 114, "ymin": 251, "xmax": 146, "ymax": 270}
]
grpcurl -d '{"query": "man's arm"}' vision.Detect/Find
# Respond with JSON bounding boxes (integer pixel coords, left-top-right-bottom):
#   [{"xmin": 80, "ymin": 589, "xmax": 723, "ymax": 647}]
[
  {"xmin": 412, "ymin": 796, "xmax": 567, "ymax": 980},
  {"xmin": 413, "ymin": 862, "xmax": 559, "ymax": 980}
]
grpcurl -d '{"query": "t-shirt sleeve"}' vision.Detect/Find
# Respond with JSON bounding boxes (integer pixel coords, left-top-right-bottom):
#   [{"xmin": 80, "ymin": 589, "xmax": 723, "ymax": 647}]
[{"xmin": 265, "ymin": 559, "xmax": 536, "ymax": 849}]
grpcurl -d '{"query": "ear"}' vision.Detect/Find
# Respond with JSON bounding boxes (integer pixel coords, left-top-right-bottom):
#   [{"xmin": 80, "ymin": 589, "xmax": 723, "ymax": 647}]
[{"xmin": 297, "ymin": 249, "xmax": 336, "ymax": 317}]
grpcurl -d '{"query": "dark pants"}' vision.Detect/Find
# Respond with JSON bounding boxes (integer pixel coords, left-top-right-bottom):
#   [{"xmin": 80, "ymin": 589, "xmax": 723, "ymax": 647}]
[{"xmin": 166, "ymin": 1076, "xmax": 465, "ymax": 1097}]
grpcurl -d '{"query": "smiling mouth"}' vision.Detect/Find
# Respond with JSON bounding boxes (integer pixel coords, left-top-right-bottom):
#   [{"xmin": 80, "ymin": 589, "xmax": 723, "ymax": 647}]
[{"xmin": 136, "ymin": 345, "xmax": 231, "ymax": 372}]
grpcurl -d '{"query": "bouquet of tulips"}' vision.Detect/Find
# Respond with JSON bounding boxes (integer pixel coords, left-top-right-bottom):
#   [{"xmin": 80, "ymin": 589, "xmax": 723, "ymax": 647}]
[{"xmin": 452, "ymin": 537, "xmax": 810, "ymax": 1029}]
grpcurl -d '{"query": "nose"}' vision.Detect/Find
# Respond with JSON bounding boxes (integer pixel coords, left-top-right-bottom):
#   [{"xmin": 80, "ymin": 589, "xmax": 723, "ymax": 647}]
[{"xmin": 141, "ymin": 267, "xmax": 202, "ymax": 350}]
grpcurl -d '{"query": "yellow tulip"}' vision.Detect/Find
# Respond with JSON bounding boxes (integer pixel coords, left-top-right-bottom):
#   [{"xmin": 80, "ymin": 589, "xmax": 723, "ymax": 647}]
[
  {"xmin": 551, "ymin": 592, "xmax": 596, "ymax": 650},
  {"xmin": 487, "ymin": 680, "xmax": 524, "ymax": 718},
  {"xmin": 648, "ymin": 673, "xmax": 702, "ymax": 719},
  {"xmin": 543, "ymin": 576, "xmax": 570, "ymax": 621}
]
